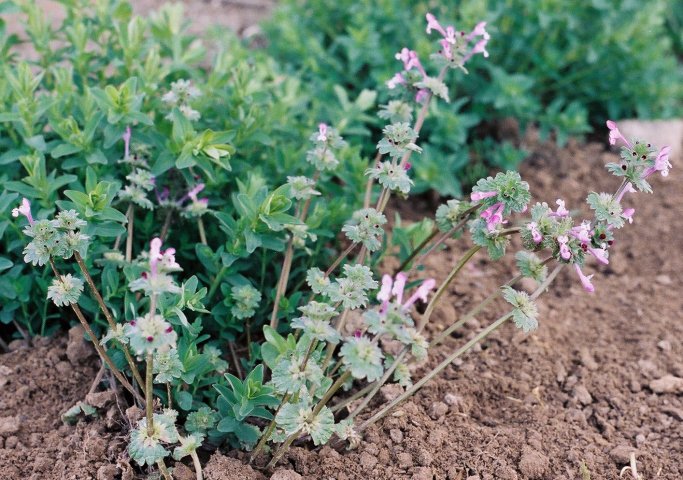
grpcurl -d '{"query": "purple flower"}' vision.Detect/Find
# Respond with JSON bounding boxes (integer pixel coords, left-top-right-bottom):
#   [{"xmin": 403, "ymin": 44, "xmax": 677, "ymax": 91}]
[
  {"xmin": 587, "ymin": 246, "xmax": 609, "ymax": 265},
  {"xmin": 615, "ymin": 182, "xmax": 636, "ymax": 203},
  {"xmin": 557, "ymin": 235, "xmax": 572, "ymax": 260},
  {"xmin": 622, "ymin": 207, "xmax": 635, "ymax": 224},
  {"xmin": 387, "ymin": 73, "xmax": 406, "ymax": 89},
  {"xmin": 550, "ymin": 199, "xmax": 569, "ymax": 218},
  {"xmin": 606, "ymin": 120, "xmax": 632, "ymax": 149},
  {"xmin": 466, "ymin": 22, "xmax": 490, "ymax": 42},
  {"xmin": 481, "ymin": 202, "xmax": 506, "ymax": 232},
  {"xmin": 149, "ymin": 237, "xmax": 163, "ymax": 277},
  {"xmin": 187, "ymin": 183, "xmax": 205, "ymax": 202},
  {"xmin": 527, "ymin": 222, "xmax": 543, "ymax": 244},
  {"xmin": 12, "ymin": 198, "xmax": 34, "ymax": 225},
  {"xmin": 462, "ymin": 38, "xmax": 489, "ymax": 63},
  {"xmin": 122, "ymin": 126, "xmax": 132, "ymax": 161},
  {"xmin": 395, "ymin": 48, "xmax": 426, "ymax": 77},
  {"xmin": 569, "ymin": 221, "xmax": 591, "ymax": 243},
  {"xmin": 574, "ymin": 264, "xmax": 595, "ymax": 293},
  {"xmin": 415, "ymin": 89, "xmax": 430, "ymax": 104},
  {"xmin": 317, "ymin": 123, "xmax": 328, "ymax": 143},
  {"xmin": 470, "ymin": 190, "xmax": 497, "ymax": 202},
  {"xmin": 425, "ymin": 13, "xmax": 457, "ymax": 44},
  {"xmin": 642, "ymin": 145, "xmax": 672, "ymax": 178},
  {"xmin": 378, "ymin": 273, "xmax": 436, "ymax": 312},
  {"xmin": 403, "ymin": 278, "xmax": 437, "ymax": 309}
]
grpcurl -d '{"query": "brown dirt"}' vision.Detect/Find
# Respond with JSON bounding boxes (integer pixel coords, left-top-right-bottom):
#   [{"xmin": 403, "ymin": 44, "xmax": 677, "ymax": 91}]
[{"xmin": 1, "ymin": 133, "xmax": 681, "ymax": 479}]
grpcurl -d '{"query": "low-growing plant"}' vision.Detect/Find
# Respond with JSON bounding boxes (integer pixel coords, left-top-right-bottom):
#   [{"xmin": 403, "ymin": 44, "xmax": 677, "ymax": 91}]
[{"xmin": 2, "ymin": 1, "xmax": 672, "ymax": 478}]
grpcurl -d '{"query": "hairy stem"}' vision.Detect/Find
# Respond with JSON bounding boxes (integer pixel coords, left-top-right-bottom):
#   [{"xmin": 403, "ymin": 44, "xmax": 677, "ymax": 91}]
[
  {"xmin": 324, "ymin": 242, "xmax": 358, "ymax": 277},
  {"xmin": 358, "ymin": 264, "xmax": 563, "ymax": 432},
  {"xmin": 197, "ymin": 217, "xmax": 207, "ymax": 245},
  {"xmin": 190, "ymin": 450, "xmax": 203, "ymax": 480},
  {"xmin": 395, "ymin": 226, "xmax": 439, "ymax": 273},
  {"xmin": 418, "ymin": 245, "xmax": 481, "ymax": 332},
  {"xmin": 160, "ymin": 209, "xmax": 173, "ymax": 242},
  {"xmin": 145, "ymin": 353, "xmax": 154, "ymax": 436},
  {"xmin": 270, "ymin": 240, "xmax": 294, "ymax": 329},
  {"xmin": 206, "ymin": 266, "xmax": 228, "ymax": 304},
  {"xmin": 250, "ymin": 392, "xmax": 291, "ymax": 463},
  {"xmin": 125, "ymin": 204, "xmax": 134, "ymax": 263},
  {"xmin": 74, "ymin": 252, "xmax": 144, "ymax": 388},
  {"xmin": 156, "ymin": 459, "xmax": 172, "ymax": 480},
  {"xmin": 49, "ymin": 258, "xmax": 143, "ymax": 402}
]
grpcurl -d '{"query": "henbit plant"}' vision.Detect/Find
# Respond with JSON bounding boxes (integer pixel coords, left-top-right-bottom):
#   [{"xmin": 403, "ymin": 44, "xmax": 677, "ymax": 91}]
[{"xmin": 4, "ymin": 3, "xmax": 672, "ymax": 478}]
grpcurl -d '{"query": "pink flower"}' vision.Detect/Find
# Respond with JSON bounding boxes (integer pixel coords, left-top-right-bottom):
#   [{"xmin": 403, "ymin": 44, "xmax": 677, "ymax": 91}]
[
  {"xmin": 557, "ymin": 235, "xmax": 571, "ymax": 260},
  {"xmin": 587, "ymin": 246, "xmax": 609, "ymax": 265},
  {"xmin": 569, "ymin": 221, "xmax": 592, "ymax": 243},
  {"xmin": 527, "ymin": 222, "xmax": 543, "ymax": 244},
  {"xmin": 403, "ymin": 162, "xmax": 412, "ymax": 171},
  {"xmin": 149, "ymin": 237, "xmax": 163, "ymax": 276},
  {"xmin": 187, "ymin": 183, "xmax": 205, "ymax": 202},
  {"xmin": 122, "ymin": 126, "xmax": 131, "ymax": 161},
  {"xmin": 470, "ymin": 190, "xmax": 497, "ymax": 202},
  {"xmin": 317, "ymin": 123, "xmax": 328, "ymax": 143},
  {"xmin": 466, "ymin": 22, "xmax": 490, "ymax": 42},
  {"xmin": 481, "ymin": 202, "xmax": 506, "ymax": 232},
  {"xmin": 12, "ymin": 198, "xmax": 34, "ymax": 225},
  {"xmin": 462, "ymin": 38, "xmax": 489, "ymax": 63},
  {"xmin": 622, "ymin": 207, "xmax": 635, "ymax": 224},
  {"xmin": 606, "ymin": 120, "xmax": 632, "ymax": 149},
  {"xmin": 395, "ymin": 48, "xmax": 426, "ymax": 77},
  {"xmin": 391, "ymin": 272, "xmax": 408, "ymax": 305},
  {"xmin": 387, "ymin": 73, "xmax": 406, "ymax": 89},
  {"xmin": 615, "ymin": 182, "xmax": 636, "ymax": 203},
  {"xmin": 439, "ymin": 39, "xmax": 454, "ymax": 61},
  {"xmin": 550, "ymin": 199, "xmax": 569, "ymax": 218},
  {"xmin": 378, "ymin": 273, "xmax": 436, "ymax": 312},
  {"xmin": 642, "ymin": 145, "xmax": 672, "ymax": 178},
  {"xmin": 574, "ymin": 264, "xmax": 595, "ymax": 293},
  {"xmin": 403, "ymin": 278, "xmax": 437, "ymax": 309},
  {"xmin": 415, "ymin": 89, "xmax": 430, "ymax": 104},
  {"xmin": 425, "ymin": 13, "xmax": 457, "ymax": 44}
]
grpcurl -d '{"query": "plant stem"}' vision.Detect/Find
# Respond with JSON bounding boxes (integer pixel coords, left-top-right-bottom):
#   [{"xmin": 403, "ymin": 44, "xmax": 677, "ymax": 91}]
[
  {"xmin": 160, "ymin": 210, "xmax": 173, "ymax": 241},
  {"xmin": 166, "ymin": 382, "xmax": 172, "ymax": 408},
  {"xmin": 197, "ymin": 217, "xmax": 207, "ymax": 245},
  {"xmin": 48, "ymin": 258, "xmax": 143, "ymax": 402},
  {"xmin": 125, "ymin": 204, "xmax": 134, "ymax": 263},
  {"xmin": 270, "ymin": 240, "xmax": 295, "ymax": 329},
  {"xmin": 190, "ymin": 450, "xmax": 203, "ymax": 480},
  {"xmin": 363, "ymin": 152, "xmax": 383, "ymax": 209},
  {"xmin": 156, "ymin": 459, "xmax": 172, "ymax": 480},
  {"xmin": 395, "ymin": 226, "xmax": 439, "ymax": 273},
  {"xmin": 358, "ymin": 264, "xmax": 563, "ymax": 433},
  {"xmin": 145, "ymin": 353, "xmax": 154, "ymax": 436},
  {"xmin": 324, "ymin": 242, "xmax": 357, "ymax": 277},
  {"xmin": 250, "ymin": 392, "xmax": 291, "ymax": 463},
  {"xmin": 206, "ymin": 266, "xmax": 228, "ymax": 303},
  {"xmin": 418, "ymin": 245, "xmax": 481, "ymax": 332},
  {"xmin": 267, "ymin": 371, "xmax": 352, "ymax": 468},
  {"xmin": 74, "ymin": 252, "xmax": 144, "ymax": 388}
]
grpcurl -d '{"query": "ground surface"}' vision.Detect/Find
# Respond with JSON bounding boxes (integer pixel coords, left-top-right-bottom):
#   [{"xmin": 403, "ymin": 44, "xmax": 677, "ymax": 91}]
[
  {"xmin": 0, "ymin": 131, "xmax": 681, "ymax": 480},
  {"xmin": 2, "ymin": 2, "xmax": 683, "ymax": 479}
]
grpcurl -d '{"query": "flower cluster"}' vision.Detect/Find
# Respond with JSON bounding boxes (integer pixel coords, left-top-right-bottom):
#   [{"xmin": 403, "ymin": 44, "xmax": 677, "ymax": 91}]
[
  {"xmin": 129, "ymin": 237, "xmax": 183, "ymax": 295},
  {"xmin": 124, "ymin": 313, "xmax": 178, "ymax": 355},
  {"xmin": 47, "ymin": 273, "xmax": 85, "ymax": 307},
  {"xmin": 178, "ymin": 183, "xmax": 209, "ymax": 218},
  {"xmin": 118, "ymin": 127, "xmax": 156, "ymax": 209},
  {"xmin": 426, "ymin": 13, "xmax": 490, "ymax": 69},
  {"xmin": 162, "ymin": 79, "xmax": 202, "ymax": 121},
  {"xmin": 305, "ymin": 123, "xmax": 347, "ymax": 171},
  {"xmin": 341, "ymin": 208, "xmax": 387, "ymax": 252},
  {"xmin": 129, "ymin": 410, "xmax": 180, "ymax": 466},
  {"xmin": 12, "ymin": 199, "xmax": 90, "ymax": 267},
  {"xmin": 231, "ymin": 284, "xmax": 262, "ymax": 319}
]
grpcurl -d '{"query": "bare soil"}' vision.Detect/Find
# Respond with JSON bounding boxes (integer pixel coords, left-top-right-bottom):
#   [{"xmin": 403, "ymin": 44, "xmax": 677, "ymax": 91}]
[{"xmin": 1, "ymin": 132, "xmax": 681, "ymax": 480}]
